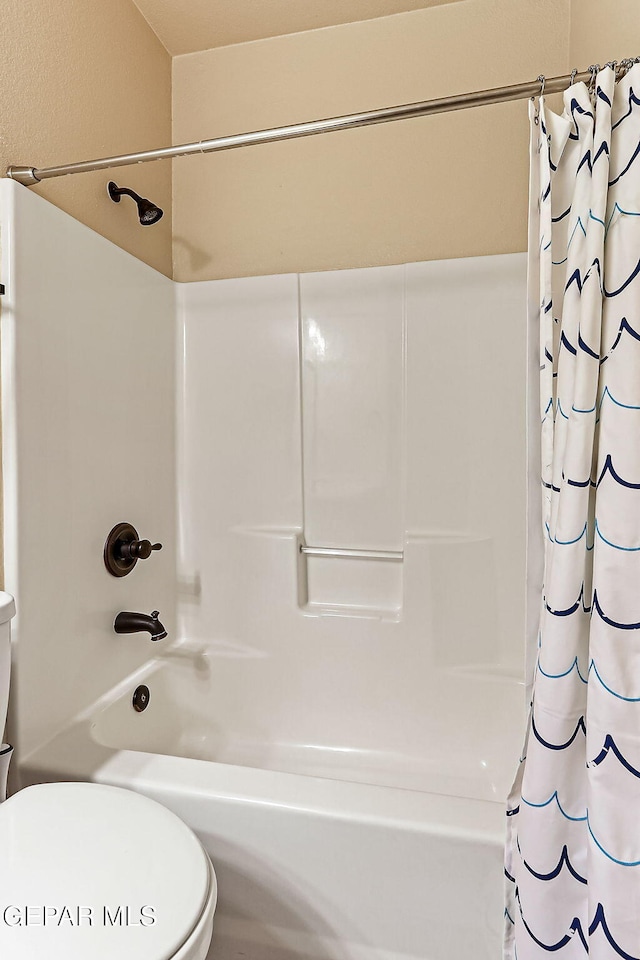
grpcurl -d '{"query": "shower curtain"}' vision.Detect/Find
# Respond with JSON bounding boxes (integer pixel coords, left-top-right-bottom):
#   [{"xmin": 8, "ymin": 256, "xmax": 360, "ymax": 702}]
[{"xmin": 505, "ymin": 63, "xmax": 640, "ymax": 959}]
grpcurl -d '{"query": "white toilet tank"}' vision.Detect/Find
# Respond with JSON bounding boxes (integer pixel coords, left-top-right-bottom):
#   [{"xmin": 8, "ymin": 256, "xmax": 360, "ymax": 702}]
[{"xmin": 0, "ymin": 593, "xmax": 17, "ymax": 743}]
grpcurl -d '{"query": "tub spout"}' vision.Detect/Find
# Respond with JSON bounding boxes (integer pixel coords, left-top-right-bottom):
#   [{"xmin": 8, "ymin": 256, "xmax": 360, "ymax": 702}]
[{"xmin": 114, "ymin": 610, "xmax": 167, "ymax": 641}]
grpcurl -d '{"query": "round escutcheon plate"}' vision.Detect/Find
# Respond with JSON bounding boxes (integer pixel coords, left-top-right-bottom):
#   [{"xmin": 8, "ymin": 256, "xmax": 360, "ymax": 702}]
[{"xmin": 132, "ymin": 684, "xmax": 151, "ymax": 713}]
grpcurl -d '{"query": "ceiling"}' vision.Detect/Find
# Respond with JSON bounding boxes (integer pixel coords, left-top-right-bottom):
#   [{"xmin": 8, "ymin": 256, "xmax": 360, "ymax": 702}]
[{"xmin": 131, "ymin": 0, "xmax": 462, "ymax": 56}]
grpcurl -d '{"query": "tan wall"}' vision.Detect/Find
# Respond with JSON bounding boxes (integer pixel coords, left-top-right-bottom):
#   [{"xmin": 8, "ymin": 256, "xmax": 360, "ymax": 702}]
[
  {"xmin": 0, "ymin": 0, "xmax": 172, "ymax": 276},
  {"xmin": 570, "ymin": 0, "xmax": 640, "ymax": 68},
  {"xmin": 0, "ymin": 0, "xmax": 630, "ymax": 283},
  {"xmin": 172, "ymin": 0, "xmax": 570, "ymax": 282}
]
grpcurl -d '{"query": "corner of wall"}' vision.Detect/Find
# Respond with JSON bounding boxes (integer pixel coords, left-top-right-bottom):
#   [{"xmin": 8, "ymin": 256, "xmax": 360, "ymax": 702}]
[{"xmin": 0, "ymin": 0, "xmax": 174, "ymax": 277}]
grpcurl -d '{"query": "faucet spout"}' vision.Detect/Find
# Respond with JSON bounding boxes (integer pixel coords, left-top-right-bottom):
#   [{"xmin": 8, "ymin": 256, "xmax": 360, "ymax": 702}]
[{"xmin": 114, "ymin": 610, "xmax": 167, "ymax": 641}]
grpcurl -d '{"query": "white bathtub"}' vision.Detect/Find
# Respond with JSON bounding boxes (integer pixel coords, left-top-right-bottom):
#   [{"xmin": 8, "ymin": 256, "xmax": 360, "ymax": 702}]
[{"xmin": 18, "ymin": 656, "xmax": 522, "ymax": 960}]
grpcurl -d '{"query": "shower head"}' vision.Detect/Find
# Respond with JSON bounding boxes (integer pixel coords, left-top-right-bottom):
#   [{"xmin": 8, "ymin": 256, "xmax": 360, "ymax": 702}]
[{"xmin": 107, "ymin": 181, "xmax": 164, "ymax": 226}]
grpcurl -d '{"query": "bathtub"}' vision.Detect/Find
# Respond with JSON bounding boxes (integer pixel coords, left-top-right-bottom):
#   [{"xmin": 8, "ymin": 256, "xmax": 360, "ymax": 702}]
[{"xmin": 18, "ymin": 655, "xmax": 523, "ymax": 960}]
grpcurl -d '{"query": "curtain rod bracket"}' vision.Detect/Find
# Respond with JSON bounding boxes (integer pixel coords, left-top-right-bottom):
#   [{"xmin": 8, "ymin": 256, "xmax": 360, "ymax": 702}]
[{"xmin": 7, "ymin": 167, "xmax": 41, "ymax": 186}]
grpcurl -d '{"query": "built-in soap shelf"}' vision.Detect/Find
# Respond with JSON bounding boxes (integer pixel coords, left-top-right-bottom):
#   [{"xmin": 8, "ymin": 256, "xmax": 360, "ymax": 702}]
[
  {"xmin": 297, "ymin": 536, "xmax": 404, "ymax": 621},
  {"xmin": 300, "ymin": 544, "xmax": 403, "ymax": 562},
  {"xmin": 232, "ymin": 527, "xmax": 499, "ymax": 638},
  {"xmin": 229, "ymin": 526, "xmax": 403, "ymax": 620}
]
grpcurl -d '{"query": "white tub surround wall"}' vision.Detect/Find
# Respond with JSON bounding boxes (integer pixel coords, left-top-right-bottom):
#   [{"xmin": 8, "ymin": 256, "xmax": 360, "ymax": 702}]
[
  {"xmin": 300, "ymin": 267, "xmax": 405, "ymax": 615},
  {"xmin": 177, "ymin": 254, "xmax": 528, "ymax": 801},
  {"xmin": 0, "ymin": 182, "xmax": 529, "ymax": 960},
  {"xmin": 0, "ymin": 180, "xmax": 177, "ymax": 759}
]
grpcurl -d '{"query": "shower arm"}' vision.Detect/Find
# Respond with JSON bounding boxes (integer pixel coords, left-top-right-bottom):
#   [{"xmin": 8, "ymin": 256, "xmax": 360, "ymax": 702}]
[{"xmin": 5, "ymin": 63, "xmax": 629, "ymax": 186}]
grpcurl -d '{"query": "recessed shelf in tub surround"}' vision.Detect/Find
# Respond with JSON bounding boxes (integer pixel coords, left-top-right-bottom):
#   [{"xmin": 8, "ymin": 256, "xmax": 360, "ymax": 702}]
[
  {"xmin": 230, "ymin": 526, "xmax": 507, "ymax": 636},
  {"xmin": 228, "ymin": 526, "xmax": 404, "ymax": 619},
  {"xmin": 297, "ymin": 536, "xmax": 404, "ymax": 620}
]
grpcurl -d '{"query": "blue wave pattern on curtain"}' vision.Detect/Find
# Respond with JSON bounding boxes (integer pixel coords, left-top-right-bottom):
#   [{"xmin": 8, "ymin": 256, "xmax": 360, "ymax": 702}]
[{"xmin": 505, "ymin": 63, "xmax": 640, "ymax": 959}]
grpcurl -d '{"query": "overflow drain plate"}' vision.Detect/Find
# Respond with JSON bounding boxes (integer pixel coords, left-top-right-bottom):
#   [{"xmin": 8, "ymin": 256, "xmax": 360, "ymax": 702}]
[{"xmin": 132, "ymin": 684, "xmax": 150, "ymax": 713}]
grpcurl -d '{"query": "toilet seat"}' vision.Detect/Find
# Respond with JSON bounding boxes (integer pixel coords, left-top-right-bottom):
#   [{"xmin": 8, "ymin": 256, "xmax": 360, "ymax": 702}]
[{"xmin": 0, "ymin": 782, "xmax": 217, "ymax": 960}]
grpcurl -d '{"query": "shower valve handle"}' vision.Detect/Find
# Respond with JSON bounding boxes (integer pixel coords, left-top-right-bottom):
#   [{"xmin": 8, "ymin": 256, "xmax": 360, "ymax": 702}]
[
  {"xmin": 119, "ymin": 539, "xmax": 162, "ymax": 561},
  {"xmin": 104, "ymin": 522, "xmax": 162, "ymax": 578}
]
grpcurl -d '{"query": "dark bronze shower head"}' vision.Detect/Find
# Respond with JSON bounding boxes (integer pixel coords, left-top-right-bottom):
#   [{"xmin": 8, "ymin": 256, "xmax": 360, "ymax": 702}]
[{"xmin": 107, "ymin": 181, "xmax": 163, "ymax": 226}]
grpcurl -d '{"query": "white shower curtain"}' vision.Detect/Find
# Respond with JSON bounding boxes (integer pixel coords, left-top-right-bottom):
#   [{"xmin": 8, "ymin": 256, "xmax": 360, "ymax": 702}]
[{"xmin": 505, "ymin": 63, "xmax": 640, "ymax": 959}]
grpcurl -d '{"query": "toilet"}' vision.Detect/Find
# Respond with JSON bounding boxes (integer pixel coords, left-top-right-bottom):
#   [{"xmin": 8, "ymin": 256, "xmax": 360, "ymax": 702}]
[{"xmin": 0, "ymin": 593, "xmax": 217, "ymax": 960}]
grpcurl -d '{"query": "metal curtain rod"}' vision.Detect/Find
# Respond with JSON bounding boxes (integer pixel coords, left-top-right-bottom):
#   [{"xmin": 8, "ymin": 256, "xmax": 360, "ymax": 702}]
[{"xmin": 3, "ymin": 65, "xmax": 620, "ymax": 186}]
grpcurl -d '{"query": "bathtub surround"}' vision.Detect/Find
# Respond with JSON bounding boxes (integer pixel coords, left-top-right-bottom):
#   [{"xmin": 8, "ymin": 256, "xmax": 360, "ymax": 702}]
[
  {"xmin": 177, "ymin": 257, "xmax": 527, "ymax": 790},
  {"xmin": 0, "ymin": 180, "xmax": 177, "ymax": 759},
  {"xmin": 2, "ymin": 180, "xmax": 526, "ymax": 959}
]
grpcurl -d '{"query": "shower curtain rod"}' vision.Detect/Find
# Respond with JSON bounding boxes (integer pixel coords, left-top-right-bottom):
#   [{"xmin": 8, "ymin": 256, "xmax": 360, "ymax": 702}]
[{"xmin": 3, "ymin": 65, "xmax": 621, "ymax": 186}]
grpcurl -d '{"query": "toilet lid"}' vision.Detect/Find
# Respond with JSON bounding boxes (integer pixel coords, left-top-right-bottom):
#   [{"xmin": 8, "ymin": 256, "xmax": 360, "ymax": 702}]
[{"xmin": 0, "ymin": 782, "xmax": 214, "ymax": 960}]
